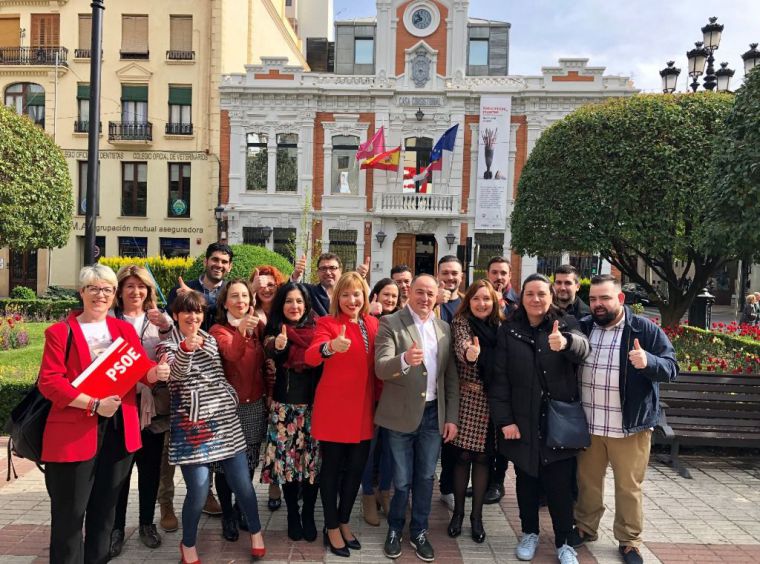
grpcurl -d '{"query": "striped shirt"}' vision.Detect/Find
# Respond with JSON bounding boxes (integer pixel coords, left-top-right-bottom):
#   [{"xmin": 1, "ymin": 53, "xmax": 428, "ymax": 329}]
[
  {"xmin": 579, "ymin": 317, "xmax": 626, "ymax": 438},
  {"xmin": 157, "ymin": 329, "xmax": 247, "ymax": 465}
]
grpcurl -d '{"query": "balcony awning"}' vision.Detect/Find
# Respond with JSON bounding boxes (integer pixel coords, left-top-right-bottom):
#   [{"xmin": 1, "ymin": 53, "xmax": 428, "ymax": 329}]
[
  {"xmin": 168, "ymin": 86, "xmax": 191, "ymax": 105},
  {"xmin": 121, "ymin": 84, "xmax": 148, "ymax": 102}
]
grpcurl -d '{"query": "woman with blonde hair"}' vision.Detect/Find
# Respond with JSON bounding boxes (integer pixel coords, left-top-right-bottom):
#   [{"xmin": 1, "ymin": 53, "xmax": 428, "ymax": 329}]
[
  {"xmin": 305, "ymin": 272, "xmax": 379, "ymax": 557},
  {"xmin": 740, "ymin": 294, "xmax": 757, "ymax": 325}
]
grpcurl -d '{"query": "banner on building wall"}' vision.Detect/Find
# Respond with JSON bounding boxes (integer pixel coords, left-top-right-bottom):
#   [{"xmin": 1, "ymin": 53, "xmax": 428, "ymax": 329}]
[{"xmin": 475, "ymin": 96, "xmax": 512, "ymax": 230}]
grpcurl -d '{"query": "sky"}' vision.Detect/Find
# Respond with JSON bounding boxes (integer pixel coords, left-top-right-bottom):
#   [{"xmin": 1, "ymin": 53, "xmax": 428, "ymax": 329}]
[{"xmin": 332, "ymin": 0, "xmax": 760, "ymax": 92}]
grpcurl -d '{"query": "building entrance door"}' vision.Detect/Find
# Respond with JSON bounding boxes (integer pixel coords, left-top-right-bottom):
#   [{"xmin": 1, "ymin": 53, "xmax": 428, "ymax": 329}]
[
  {"xmin": 10, "ymin": 249, "xmax": 38, "ymax": 294},
  {"xmin": 391, "ymin": 234, "xmax": 438, "ymax": 276}
]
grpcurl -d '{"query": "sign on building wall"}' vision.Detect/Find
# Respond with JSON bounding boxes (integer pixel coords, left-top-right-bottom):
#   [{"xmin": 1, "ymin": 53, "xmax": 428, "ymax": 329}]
[{"xmin": 475, "ymin": 96, "xmax": 511, "ymax": 230}]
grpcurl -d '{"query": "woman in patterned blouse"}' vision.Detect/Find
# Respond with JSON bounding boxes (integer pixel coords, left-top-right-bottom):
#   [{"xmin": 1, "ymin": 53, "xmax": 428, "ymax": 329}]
[{"xmin": 157, "ymin": 291, "xmax": 265, "ymax": 563}]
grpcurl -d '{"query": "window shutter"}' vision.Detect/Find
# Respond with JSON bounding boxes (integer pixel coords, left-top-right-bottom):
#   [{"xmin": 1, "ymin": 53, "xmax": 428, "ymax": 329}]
[
  {"xmin": 0, "ymin": 17, "xmax": 21, "ymax": 48},
  {"xmin": 169, "ymin": 16, "xmax": 192, "ymax": 51},
  {"xmin": 122, "ymin": 84, "xmax": 148, "ymax": 102},
  {"xmin": 168, "ymin": 86, "xmax": 192, "ymax": 105},
  {"xmin": 31, "ymin": 14, "xmax": 60, "ymax": 47},
  {"xmin": 78, "ymin": 15, "xmax": 91, "ymax": 50},
  {"xmin": 122, "ymin": 15, "xmax": 148, "ymax": 53},
  {"xmin": 77, "ymin": 84, "xmax": 90, "ymax": 99},
  {"xmin": 26, "ymin": 91, "xmax": 45, "ymax": 106}
]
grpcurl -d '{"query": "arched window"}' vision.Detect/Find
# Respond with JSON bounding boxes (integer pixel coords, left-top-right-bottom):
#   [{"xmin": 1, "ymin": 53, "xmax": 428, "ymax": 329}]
[
  {"xmin": 403, "ymin": 136, "xmax": 433, "ymax": 193},
  {"xmin": 331, "ymin": 135, "xmax": 359, "ymax": 195},
  {"xmin": 4, "ymin": 82, "xmax": 45, "ymax": 128}
]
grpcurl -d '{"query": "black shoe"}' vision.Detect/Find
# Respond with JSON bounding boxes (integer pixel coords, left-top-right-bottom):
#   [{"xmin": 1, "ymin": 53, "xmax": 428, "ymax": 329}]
[
  {"xmin": 568, "ymin": 527, "xmax": 596, "ymax": 548},
  {"xmin": 620, "ymin": 545, "xmax": 644, "ymax": 564},
  {"xmin": 470, "ymin": 517, "xmax": 486, "ymax": 544},
  {"xmin": 410, "ymin": 530, "xmax": 435, "ymax": 562},
  {"xmin": 235, "ymin": 502, "xmax": 249, "ymax": 531},
  {"xmin": 465, "ymin": 486, "xmax": 473, "ymax": 497},
  {"xmin": 267, "ymin": 497, "xmax": 282, "ymax": 511},
  {"xmin": 109, "ymin": 529, "xmax": 125, "ymax": 558},
  {"xmin": 447, "ymin": 512, "xmax": 464, "ymax": 537},
  {"xmin": 221, "ymin": 515, "xmax": 239, "ymax": 542},
  {"xmin": 301, "ymin": 510, "xmax": 317, "ymax": 542},
  {"xmin": 138, "ymin": 523, "xmax": 162, "ymax": 549},
  {"xmin": 383, "ymin": 529, "xmax": 402, "ymax": 559},
  {"xmin": 323, "ymin": 529, "xmax": 350, "ymax": 557},
  {"xmin": 483, "ymin": 484, "xmax": 504, "ymax": 505},
  {"xmin": 287, "ymin": 510, "xmax": 303, "ymax": 541},
  {"xmin": 341, "ymin": 530, "xmax": 361, "ymax": 550}
]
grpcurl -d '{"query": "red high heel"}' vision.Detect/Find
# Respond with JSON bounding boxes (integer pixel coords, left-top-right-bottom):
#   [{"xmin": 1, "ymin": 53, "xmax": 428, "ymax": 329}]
[
  {"xmin": 251, "ymin": 546, "xmax": 266, "ymax": 560},
  {"xmin": 180, "ymin": 542, "xmax": 201, "ymax": 564}
]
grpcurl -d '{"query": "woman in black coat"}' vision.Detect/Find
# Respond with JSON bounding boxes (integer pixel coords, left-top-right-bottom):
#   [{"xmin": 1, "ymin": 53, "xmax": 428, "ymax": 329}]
[{"xmin": 488, "ymin": 274, "xmax": 590, "ymax": 564}]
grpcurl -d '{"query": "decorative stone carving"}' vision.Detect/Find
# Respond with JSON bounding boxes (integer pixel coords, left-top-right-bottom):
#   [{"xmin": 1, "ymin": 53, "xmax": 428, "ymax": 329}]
[
  {"xmin": 411, "ymin": 48, "xmax": 431, "ymax": 88},
  {"xmin": 396, "ymin": 219, "xmax": 437, "ymax": 233}
]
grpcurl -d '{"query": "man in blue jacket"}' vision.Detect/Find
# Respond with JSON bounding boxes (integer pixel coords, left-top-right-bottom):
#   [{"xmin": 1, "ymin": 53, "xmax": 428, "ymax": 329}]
[{"xmin": 572, "ymin": 275, "xmax": 678, "ymax": 564}]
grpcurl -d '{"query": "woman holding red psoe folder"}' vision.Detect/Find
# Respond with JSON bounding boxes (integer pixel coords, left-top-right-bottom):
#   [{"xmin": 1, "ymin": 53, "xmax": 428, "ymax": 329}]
[
  {"xmin": 37, "ymin": 264, "xmax": 168, "ymax": 564},
  {"xmin": 157, "ymin": 290, "xmax": 265, "ymax": 563}
]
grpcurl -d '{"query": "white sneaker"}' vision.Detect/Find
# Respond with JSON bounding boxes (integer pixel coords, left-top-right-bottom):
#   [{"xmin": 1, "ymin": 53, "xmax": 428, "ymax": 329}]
[
  {"xmin": 557, "ymin": 544, "xmax": 579, "ymax": 564},
  {"xmin": 516, "ymin": 533, "xmax": 539, "ymax": 561},
  {"xmin": 439, "ymin": 493, "xmax": 455, "ymax": 511}
]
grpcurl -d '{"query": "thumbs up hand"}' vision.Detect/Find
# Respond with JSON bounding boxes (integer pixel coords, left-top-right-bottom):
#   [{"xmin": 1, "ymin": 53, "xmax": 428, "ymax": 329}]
[
  {"xmin": 177, "ymin": 276, "xmax": 192, "ymax": 296},
  {"xmin": 369, "ymin": 294, "xmax": 383, "ymax": 316},
  {"xmin": 183, "ymin": 333, "xmax": 204, "ymax": 352},
  {"xmin": 548, "ymin": 320, "xmax": 568, "ymax": 352},
  {"xmin": 330, "ymin": 324, "xmax": 352, "ymax": 353},
  {"xmin": 465, "ymin": 336, "xmax": 480, "ymax": 363},
  {"xmin": 275, "ymin": 324, "xmax": 288, "ymax": 351},
  {"xmin": 238, "ymin": 307, "xmax": 259, "ymax": 338},
  {"xmin": 404, "ymin": 341, "xmax": 425, "ymax": 366},
  {"xmin": 628, "ymin": 338, "xmax": 648, "ymax": 369},
  {"xmin": 250, "ymin": 268, "xmax": 261, "ymax": 295},
  {"xmin": 292, "ymin": 254, "xmax": 307, "ymax": 281},
  {"xmin": 147, "ymin": 308, "xmax": 172, "ymax": 331},
  {"xmin": 437, "ymin": 281, "xmax": 451, "ymax": 305},
  {"xmin": 149, "ymin": 353, "xmax": 171, "ymax": 382},
  {"xmin": 357, "ymin": 256, "xmax": 370, "ymax": 279}
]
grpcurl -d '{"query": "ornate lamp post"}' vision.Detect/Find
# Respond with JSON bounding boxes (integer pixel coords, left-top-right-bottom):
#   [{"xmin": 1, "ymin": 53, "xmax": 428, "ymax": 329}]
[
  {"xmin": 700, "ymin": 17, "xmax": 724, "ymax": 91},
  {"xmin": 715, "ymin": 62, "xmax": 735, "ymax": 92},
  {"xmin": 742, "ymin": 43, "xmax": 760, "ymax": 75},
  {"xmin": 686, "ymin": 41, "xmax": 708, "ymax": 92},
  {"xmin": 660, "ymin": 61, "xmax": 681, "ymax": 93}
]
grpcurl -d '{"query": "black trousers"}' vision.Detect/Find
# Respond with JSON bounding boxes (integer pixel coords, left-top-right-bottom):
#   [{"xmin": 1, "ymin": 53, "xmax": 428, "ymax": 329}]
[
  {"xmin": 319, "ymin": 439, "xmax": 371, "ymax": 529},
  {"xmin": 45, "ymin": 415, "xmax": 134, "ymax": 564},
  {"xmin": 514, "ymin": 457, "xmax": 575, "ymax": 548},
  {"xmin": 438, "ymin": 442, "xmax": 456, "ymax": 495},
  {"xmin": 490, "ymin": 452, "xmax": 509, "ymax": 487},
  {"xmin": 114, "ymin": 428, "xmax": 166, "ymax": 529}
]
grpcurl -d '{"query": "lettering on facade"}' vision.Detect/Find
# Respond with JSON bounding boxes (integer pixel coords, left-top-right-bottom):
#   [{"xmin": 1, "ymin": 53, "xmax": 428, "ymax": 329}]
[
  {"xmin": 396, "ymin": 96, "xmax": 442, "ymax": 107},
  {"xmin": 71, "ymin": 222, "xmax": 204, "ymax": 234},
  {"xmin": 63, "ymin": 150, "xmax": 208, "ymax": 161}
]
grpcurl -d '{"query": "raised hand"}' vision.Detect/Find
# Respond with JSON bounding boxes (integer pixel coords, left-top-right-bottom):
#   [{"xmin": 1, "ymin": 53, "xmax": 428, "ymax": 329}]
[
  {"xmin": 176, "ymin": 276, "xmax": 192, "ymax": 296},
  {"xmin": 97, "ymin": 395, "xmax": 122, "ymax": 418},
  {"xmin": 369, "ymin": 294, "xmax": 383, "ymax": 316},
  {"xmin": 465, "ymin": 336, "xmax": 480, "ymax": 362},
  {"xmin": 275, "ymin": 324, "xmax": 288, "ymax": 350},
  {"xmin": 183, "ymin": 333, "xmax": 204, "ymax": 352},
  {"xmin": 404, "ymin": 340, "xmax": 424, "ymax": 366},
  {"xmin": 628, "ymin": 338, "xmax": 648, "ymax": 369},
  {"xmin": 437, "ymin": 280, "xmax": 451, "ymax": 305},
  {"xmin": 239, "ymin": 306, "xmax": 259, "ymax": 337},
  {"xmin": 149, "ymin": 353, "xmax": 171, "ymax": 382},
  {"xmin": 548, "ymin": 320, "xmax": 568, "ymax": 352},
  {"xmin": 250, "ymin": 268, "xmax": 261, "ymax": 295},
  {"xmin": 292, "ymin": 254, "xmax": 307, "ymax": 281},
  {"xmin": 357, "ymin": 256, "xmax": 370, "ymax": 279},
  {"xmin": 147, "ymin": 308, "xmax": 172, "ymax": 331},
  {"xmin": 502, "ymin": 423, "xmax": 521, "ymax": 440},
  {"xmin": 330, "ymin": 324, "xmax": 351, "ymax": 353}
]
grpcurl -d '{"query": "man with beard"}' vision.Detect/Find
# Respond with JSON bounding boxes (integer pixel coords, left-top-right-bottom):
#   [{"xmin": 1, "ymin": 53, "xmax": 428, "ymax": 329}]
[
  {"xmin": 486, "ymin": 257, "xmax": 519, "ymax": 314},
  {"xmin": 391, "ymin": 264, "xmax": 413, "ymax": 308},
  {"xmin": 571, "ymin": 275, "xmax": 678, "ymax": 564},
  {"xmin": 435, "ymin": 256, "xmax": 464, "ymax": 323},
  {"xmin": 291, "ymin": 252, "xmax": 343, "ymax": 317},
  {"xmin": 553, "ymin": 264, "xmax": 590, "ymax": 319}
]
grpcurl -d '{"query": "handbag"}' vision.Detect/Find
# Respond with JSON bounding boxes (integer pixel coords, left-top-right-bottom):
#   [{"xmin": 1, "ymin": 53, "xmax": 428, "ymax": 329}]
[
  {"xmin": 5, "ymin": 324, "xmax": 72, "ymax": 479},
  {"xmin": 544, "ymin": 397, "xmax": 591, "ymax": 450}
]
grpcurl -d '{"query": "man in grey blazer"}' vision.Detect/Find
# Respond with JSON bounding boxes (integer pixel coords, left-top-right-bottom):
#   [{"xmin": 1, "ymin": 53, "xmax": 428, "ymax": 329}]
[{"xmin": 375, "ymin": 274, "xmax": 460, "ymax": 562}]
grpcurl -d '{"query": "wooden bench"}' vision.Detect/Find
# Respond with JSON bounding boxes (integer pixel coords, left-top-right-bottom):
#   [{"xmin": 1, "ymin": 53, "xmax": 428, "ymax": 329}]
[{"xmin": 654, "ymin": 373, "xmax": 760, "ymax": 478}]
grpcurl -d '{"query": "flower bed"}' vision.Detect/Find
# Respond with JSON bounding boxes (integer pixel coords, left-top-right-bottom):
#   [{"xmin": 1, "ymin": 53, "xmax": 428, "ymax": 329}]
[
  {"xmin": 0, "ymin": 314, "xmax": 29, "ymax": 350},
  {"xmin": 664, "ymin": 323, "xmax": 760, "ymax": 374}
]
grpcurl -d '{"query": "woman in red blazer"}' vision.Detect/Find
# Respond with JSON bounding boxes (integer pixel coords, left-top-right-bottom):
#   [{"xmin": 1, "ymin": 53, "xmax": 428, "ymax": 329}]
[
  {"xmin": 37, "ymin": 265, "xmax": 167, "ymax": 564},
  {"xmin": 305, "ymin": 271, "xmax": 378, "ymax": 557}
]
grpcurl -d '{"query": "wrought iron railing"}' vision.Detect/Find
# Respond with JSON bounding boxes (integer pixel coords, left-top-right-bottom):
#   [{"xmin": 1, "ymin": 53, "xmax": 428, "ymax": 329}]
[
  {"xmin": 166, "ymin": 50, "xmax": 195, "ymax": 61},
  {"xmin": 165, "ymin": 123, "xmax": 193, "ymax": 135},
  {"xmin": 0, "ymin": 46, "xmax": 68, "ymax": 66},
  {"xmin": 108, "ymin": 121, "xmax": 152, "ymax": 141},
  {"xmin": 74, "ymin": 120, "xmax": 102, "ymax": 133}
]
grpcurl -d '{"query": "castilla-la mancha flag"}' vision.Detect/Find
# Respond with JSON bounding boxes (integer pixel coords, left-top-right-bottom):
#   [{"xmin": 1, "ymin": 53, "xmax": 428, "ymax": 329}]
[{"xmin": 71, "ymin": 337, "xmax": 152, "ymax": 398}]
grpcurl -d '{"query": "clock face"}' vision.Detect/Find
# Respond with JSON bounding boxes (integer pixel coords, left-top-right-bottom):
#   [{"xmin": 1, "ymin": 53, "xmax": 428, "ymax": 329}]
[{"xmin": 412, "ymin": 8, "xmax": 432, "ymax": 30}]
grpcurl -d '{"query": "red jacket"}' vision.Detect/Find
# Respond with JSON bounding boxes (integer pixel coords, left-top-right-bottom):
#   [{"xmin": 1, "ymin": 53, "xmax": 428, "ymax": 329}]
[
  {"xmin": 209, "ymin": 321, "xmax": 268, "ymax": 402},
  {"xmin": 305, "ymin": 313, "xmax": 379, "ymax": 443},
  {"xmin": 37, "ymin": 312, "xmax": 155, "ymax": 462}
]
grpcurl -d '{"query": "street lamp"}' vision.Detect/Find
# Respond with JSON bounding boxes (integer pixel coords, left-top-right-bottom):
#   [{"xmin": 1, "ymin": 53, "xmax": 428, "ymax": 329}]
[
  {"xmin": 445, "ymin": 233, "xmax": 456, "ymax": 248},
  {"xmin": 742, "ymin": 43, "xmax": 760, "ymax": 75},
  {"xmin": 260, "ymin": 225, "xmax": 273, "ymax": 241},
  {"xmin": 375, "ymin": 230, "xmax": 387, "ymax": 247},
  {"xmin": 214, "ymin": 205, "xmax": 225, "ymax": 241},
  {"xmin": 700, "ymin": 17, "xmax": 724, "ymax": 91},
  {"xmin": 415, "ymin": 108, "xmax": 424, "ymax": 122},
  {"xmin": 715, "ymin": 62, "xmax": 735, "ymax": 92},
  {"xmin": 686, "ymin": 41, "xmax": 708, "ymax": 92},
  {"xmin": 660, "ymin": 61, "xmax": 681, "ymax": 93}
]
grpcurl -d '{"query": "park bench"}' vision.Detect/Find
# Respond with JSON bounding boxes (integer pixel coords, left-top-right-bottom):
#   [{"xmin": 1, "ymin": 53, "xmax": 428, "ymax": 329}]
[{"xmin": 654, "ymin": 372, "xmax": 760, "ymax": 479}]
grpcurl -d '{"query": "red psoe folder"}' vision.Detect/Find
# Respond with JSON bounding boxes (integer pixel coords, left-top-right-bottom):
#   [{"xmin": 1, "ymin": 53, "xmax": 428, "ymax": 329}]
[{"xmin": 71, "ymin": 336, "xmax": 152, "ymax": 398}]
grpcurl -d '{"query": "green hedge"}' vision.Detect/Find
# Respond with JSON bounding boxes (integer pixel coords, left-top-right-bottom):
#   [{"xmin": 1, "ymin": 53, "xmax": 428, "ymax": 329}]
[
  {"xmin": 681, "ymin": 325, "xmax": 760, "ymax": 355},
  {"xmin": 0, "ymin": 373, "xmax": 36, "ymax": 432},
  {"xmin": 98, "ymin": 256, "xmax": 194, "ymax": 305},
  {"xmin": 10, "ymin": 286, "xmax": 36, "ymax": 300},
  {"xmin": 183, "ymin": 244, "xmax": 294, "ymax": 282},
  {"xmin": 0, "ymin": 299, "xmax": 79, "ymax": 321}
]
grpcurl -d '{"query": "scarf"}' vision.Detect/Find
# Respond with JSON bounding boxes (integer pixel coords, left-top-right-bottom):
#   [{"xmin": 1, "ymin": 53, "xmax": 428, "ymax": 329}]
[
  {"xmin": 468, "ymin": 315, "xmax": 499, "ymax": 382},
  {"xmin": 281, "ymin": 317, "xmax": 316, "ymax": 372}
]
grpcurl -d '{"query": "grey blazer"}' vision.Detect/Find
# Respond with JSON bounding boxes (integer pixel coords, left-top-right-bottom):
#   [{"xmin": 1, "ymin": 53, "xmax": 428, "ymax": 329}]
[{"xmin": 374, "ymin": 307, "xmax": 460, "ymax": 434}]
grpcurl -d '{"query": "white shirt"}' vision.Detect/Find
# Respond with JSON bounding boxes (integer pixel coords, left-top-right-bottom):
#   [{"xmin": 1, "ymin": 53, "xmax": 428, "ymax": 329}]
[
  {"xmin": 402, "ymin": 306, "xmax": 439, "ymax": 401},
  {"xmin": 79, "ymin": 319, "xmax": 113, "ymax": 361}
]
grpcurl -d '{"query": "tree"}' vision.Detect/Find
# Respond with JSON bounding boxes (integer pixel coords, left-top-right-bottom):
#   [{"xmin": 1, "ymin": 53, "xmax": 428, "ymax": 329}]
[
  {"xmin": 0, "ymin": 105, "xmax": 73, "ymax": 250},
  {"xmin": 511, "ymin": 93, "xmax": 734, "ymax": 326},
  {"xmin": 706, "ymin": 68, "xmax": 760, "ymax": 297}
]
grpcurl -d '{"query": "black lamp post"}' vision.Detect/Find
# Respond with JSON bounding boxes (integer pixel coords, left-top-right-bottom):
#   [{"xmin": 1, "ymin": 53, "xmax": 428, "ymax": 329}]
[
  {"xmin": 715, "ymin": 62, "xmax": 735, "ymax": 92},
  {"xmin": 375, "ymin": 230, "xmax": 387, "ymax": 247},
  {"xmin": 214, "ymin": 205, "xmax": 225, "ymax": 241},
  {"xmin": 742, "ymin": 43, "xmax": 760, "ymax": 75},
  {"xmin": 660, "ymin": 61, "xmax": 681, "ymax": 93},
  {"xmin": 700, "ymin": 17, "xmax": 724, "ymax": 91},
  {"xmin": 415, "ymin": 108, "xmax": 424, "ymax": 122},
  {"xmin": 686, "ymin": 41, "xmax": 708, "ymax": 92}
]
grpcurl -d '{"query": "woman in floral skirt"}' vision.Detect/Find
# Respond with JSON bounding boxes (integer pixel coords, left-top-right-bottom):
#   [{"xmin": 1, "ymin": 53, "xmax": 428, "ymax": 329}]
[{"xmin": 261, "ymin": 282, "xmax": 322, "ymax": 542}]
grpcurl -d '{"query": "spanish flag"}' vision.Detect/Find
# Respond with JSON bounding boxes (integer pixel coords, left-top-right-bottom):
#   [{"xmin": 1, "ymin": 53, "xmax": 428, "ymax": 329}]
[{"xmin": 360, "ymin": 145, "xmax": 401, "ymax": 172}]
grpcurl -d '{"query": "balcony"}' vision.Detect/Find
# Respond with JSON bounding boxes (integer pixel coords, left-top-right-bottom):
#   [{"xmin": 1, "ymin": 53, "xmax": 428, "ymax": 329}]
[
  {"xmin": 0, "ymin": 46, "xmax": 68, "ymax": 66},
  {"xmin": 374, "ymin": 193, "xmax": 460, "ymax": 218},
  {"xmin": 165, "ymin": 122, "xmax": 193, "ymax": 135},
  {"xmin": 74, "ymin": 48, "xmax": 90, "ymax": 58},
  {"xmin": 108, "ymin": 121, "xmax": 152, "ymax": 142},
  {"xmin": 74, "ymin": 120, "xmax": 102, "ymax": 133},
  {"xmin": 166, "ymin": 50, "xmax": 195, "ymax": 61}
]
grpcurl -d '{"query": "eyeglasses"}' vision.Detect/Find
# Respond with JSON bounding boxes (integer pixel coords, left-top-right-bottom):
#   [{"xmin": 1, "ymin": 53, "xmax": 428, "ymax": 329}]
[
  {"xmin": 318, "ymin": 266, "xmax": 340, "ymax": 273},
  {"xmin": 85, "ymin": 285, "xmax": 115, "ymax": 296}
]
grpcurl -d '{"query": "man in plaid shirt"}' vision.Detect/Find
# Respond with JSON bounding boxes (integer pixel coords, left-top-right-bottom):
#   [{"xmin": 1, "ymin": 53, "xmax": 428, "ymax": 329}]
[{"xmin": 570, "ymin": 275, "xmax": 678, "ymax": 564}]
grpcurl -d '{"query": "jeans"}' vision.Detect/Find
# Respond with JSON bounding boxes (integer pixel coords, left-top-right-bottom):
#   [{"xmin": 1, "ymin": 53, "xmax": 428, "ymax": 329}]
[
  {"xmin": 361, "ymin": 426, "xmax": 394, "ymax": 495},
  {"xmin": 180, "ymin": 451, "xmax": 261, "ymax": 547},
  {"xmin": 385, "ymin": 401, "xmax": 442, "ymax": 537}
]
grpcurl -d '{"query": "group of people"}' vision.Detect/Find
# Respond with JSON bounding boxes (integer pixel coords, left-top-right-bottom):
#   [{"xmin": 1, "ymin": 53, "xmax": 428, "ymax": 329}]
[
  {"xmin": 36, "ymin": 242, "xmax": 678, "ymax": 564},
  {"xmin": 740, "ymin": 292, "xmax": 760, "ymax": 325}
]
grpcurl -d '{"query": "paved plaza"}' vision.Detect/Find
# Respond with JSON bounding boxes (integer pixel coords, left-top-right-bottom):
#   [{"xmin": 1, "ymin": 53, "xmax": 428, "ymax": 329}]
[{"xmin": 1, "ymin": 440, "xmax": 759, "ymax": 564}]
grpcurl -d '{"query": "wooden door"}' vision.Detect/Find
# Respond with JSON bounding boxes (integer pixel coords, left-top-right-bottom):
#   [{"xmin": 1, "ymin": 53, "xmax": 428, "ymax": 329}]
[
  {"xmin": 0, "ymin": 17, "xmax": 21, "ymax": 47},
  {"xmin": 392, "ymin": 234, "xmax": 415, "ymax": 272},
  {"xmin": 30, "ymin": 14, "xmax": 60, "ymax": 48},
  {"xmin": 9, "ymin": 249, "xmax": 38, "ymax": 294}
]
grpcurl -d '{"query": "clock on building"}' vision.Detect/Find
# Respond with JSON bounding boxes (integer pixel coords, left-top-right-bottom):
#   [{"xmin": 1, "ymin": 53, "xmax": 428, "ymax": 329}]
[
  {"xmin": 411, "ymin": 8, "xmax": 432, "ymax": 30},
  {"xmin": 404, "ymin": 2, "xmax": 439, "ymax": 37}
]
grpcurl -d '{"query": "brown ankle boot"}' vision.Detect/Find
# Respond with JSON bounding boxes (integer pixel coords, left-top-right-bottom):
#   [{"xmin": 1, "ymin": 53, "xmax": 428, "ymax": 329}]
[
  {"xmin": 362, "ymin": 494, "xmax": 380, "ymax": 526},
  {"xmin": 378, "ymin": 490, "xmax": 391, "ymax": 515},
  {"xmin": 159, "ymin": 503, "xmax": 178, "ymax": 532}
]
